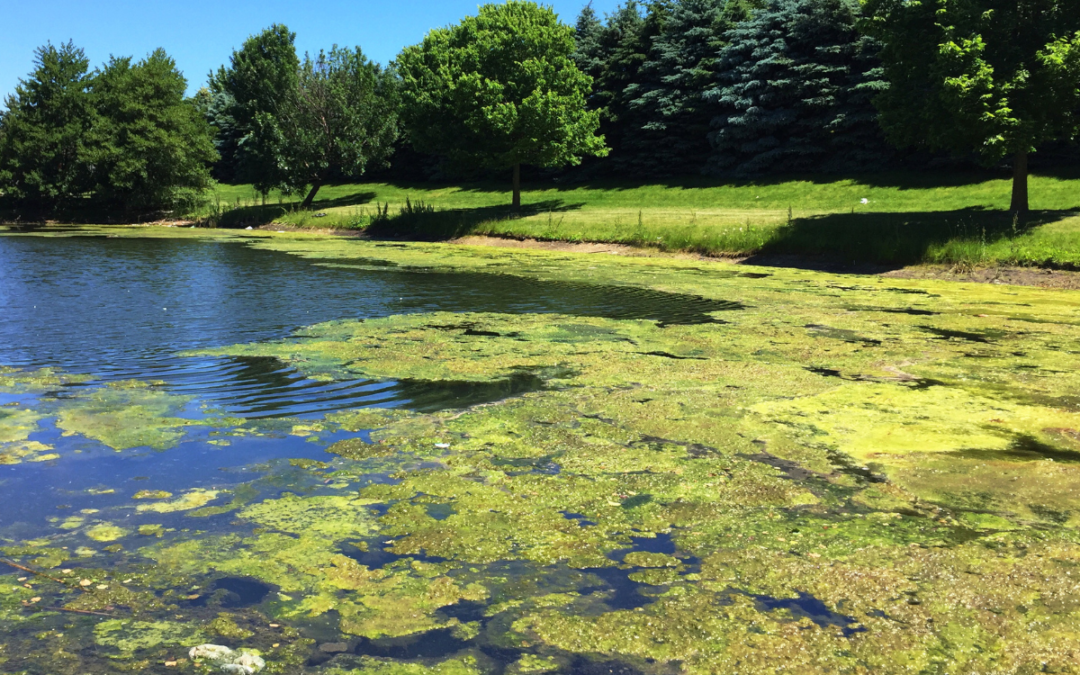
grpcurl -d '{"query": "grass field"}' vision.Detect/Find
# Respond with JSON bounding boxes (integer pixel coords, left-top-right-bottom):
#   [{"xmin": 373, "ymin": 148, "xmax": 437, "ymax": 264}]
[{"xmin": 194, "ymin": 169, "xmax": 1080, "ymax": 268}]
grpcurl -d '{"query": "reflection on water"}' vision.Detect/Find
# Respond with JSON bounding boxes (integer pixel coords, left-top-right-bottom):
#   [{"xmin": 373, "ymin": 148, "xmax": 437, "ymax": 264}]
[
  {"xmin": 0, "ymin": 234, "xmax": 752, "ymax": 673},
  {"xmin": 0, "ymin": 236, "xmax": 738, "ymax": 415}
]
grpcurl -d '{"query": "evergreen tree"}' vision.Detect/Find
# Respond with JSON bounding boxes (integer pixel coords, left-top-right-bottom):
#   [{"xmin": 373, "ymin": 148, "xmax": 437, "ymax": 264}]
[
  {"xmin": 193, "ymin": 85, "xmax": 242, "ymax": 183},
  {"xmin": 622, "ymin": 0, "xmax": 755, "ymax": 175},
  {"xmin": 0, "ymin": 42, "xmax": 95, "ymax": 209},
  {"xmin": 207, "ymin": 25, "xmax": 300, "ymax": 187},
  {"xmin": 706, "ymin": 0, "xmax": 889, "ymax": 175},
  {"xmin": 571, "ymin": 2, "xmax": 650, "ymax": 175},
  {"xmin": 87, "ymin": 49, "xmax": 218, "ymax": 211}
]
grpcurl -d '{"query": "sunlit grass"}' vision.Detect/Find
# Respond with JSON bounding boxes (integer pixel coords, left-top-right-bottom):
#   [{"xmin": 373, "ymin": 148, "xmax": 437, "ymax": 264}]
[{"xmin": 189, "ymin": 171, "xmax": 1080, "ymax": 267}]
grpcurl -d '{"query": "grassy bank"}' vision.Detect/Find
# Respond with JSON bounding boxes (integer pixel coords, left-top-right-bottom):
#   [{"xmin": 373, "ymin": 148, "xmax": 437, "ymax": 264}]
[{"xmin": 197, "ymin": 170, "xmax": 1080, "ymax": 267}]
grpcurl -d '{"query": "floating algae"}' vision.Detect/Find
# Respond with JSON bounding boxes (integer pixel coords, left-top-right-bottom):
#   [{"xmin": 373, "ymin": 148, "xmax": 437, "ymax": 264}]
[
  {"xmin": 3, "ymin": 228, "xmax": 1080, "ymax": 672},
  {"xmin": 55, "ymin": 384, "xmax": 203, "ymax": 451}
]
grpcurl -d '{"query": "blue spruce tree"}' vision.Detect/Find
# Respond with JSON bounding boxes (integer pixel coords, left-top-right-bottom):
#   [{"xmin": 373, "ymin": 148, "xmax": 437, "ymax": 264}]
[
  {"xmin": 706, "ymin": 0, "xmax": 889, "ymax": 175},
  {"xmin": 622, "ymin": 0, "xmax": 753, "ymax": 176}
]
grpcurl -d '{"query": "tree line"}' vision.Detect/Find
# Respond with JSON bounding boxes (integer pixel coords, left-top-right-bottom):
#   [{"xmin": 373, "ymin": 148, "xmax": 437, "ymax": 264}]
[{"xmin": 1, "ymin": 0, "xmax": 1078, "ymax": 215}]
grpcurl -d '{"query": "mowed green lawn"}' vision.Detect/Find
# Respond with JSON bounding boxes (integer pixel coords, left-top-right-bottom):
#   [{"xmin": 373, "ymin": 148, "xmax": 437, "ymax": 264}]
[{"xmin": 199, "ymin": 170, "xmax": 1080, "ymax": 267}]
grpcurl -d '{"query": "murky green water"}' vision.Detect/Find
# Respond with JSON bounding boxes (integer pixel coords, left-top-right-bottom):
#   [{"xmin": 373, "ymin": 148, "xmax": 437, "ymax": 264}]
[{"xmin": 3, "ymin": 228, "xmax": 1080, "ymax": 675}]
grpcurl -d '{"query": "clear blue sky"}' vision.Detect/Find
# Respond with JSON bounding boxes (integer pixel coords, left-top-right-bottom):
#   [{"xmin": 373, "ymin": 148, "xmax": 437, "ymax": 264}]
[{"xmin": 1, "ymin": 0, "xmax": 621, "ymax": 101}]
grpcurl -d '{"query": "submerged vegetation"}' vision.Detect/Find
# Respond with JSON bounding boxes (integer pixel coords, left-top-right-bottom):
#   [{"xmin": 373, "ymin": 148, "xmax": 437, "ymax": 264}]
[{"xmin": 1, "ymin": 227, "xmax": 1080, "ymax": 672}]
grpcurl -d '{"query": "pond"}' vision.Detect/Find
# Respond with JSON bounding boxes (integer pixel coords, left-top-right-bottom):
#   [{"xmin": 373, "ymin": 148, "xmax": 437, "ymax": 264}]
[{"xmin": 2, "ymin": 228, "xmax": 1080, "ymax": 674}]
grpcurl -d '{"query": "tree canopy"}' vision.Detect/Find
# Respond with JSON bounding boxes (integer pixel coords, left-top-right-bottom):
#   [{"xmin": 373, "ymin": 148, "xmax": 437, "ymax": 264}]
[
  {"xmin": 207, "ymin": 25, "xmax": 300, "ymax": 187},
  {"xmin": 863, "ymin": 0, "xmax": 1080, "ymax": 211},
  {"xmin": 253, "ymin": 46, "xmax": 400, "ymax": 206},
  {"xmin": 396, "ymin": 0, "xmax": 608, "ymax": 207},
  {"xmin": 0, "ymin": 42, "xmax": 215, "ymax": 213},
  {"xmin": 707, "ymin": 0, "xmax": 888, "ymax": 175},
  {"xmin": 87, "ymin": 50, "xmax": 217, "ymax": 210},
  {"xmin": 0, "ymin": 42, "xmax": 95, "ymax": 208}
]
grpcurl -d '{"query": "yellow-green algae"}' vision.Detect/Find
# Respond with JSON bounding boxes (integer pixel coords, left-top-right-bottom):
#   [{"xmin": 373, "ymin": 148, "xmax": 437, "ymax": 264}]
[
  {"xmin": 135, "ymin": 488, "xmax": 222, "ymax": 514},
  {"xmin": 54, "ymin": 383, "xmax": 201, "ymax": 451},
  {"xmin": 178, "ymin": 293, "xmax": 1080, "ymax": 669},
  {"xmin": 5, "ymin": 228, "xmax": 1080, "ymax": 672},
  {"xmin": 84, "ymin": 522, "xmax": 129, "ymax": 542}
]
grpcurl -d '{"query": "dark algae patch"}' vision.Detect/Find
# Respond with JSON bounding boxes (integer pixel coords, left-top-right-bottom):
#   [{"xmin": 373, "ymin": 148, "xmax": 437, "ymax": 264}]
[{"xmin": 2, "ymin": 228, "xmax": 1080, "ymax": 673}]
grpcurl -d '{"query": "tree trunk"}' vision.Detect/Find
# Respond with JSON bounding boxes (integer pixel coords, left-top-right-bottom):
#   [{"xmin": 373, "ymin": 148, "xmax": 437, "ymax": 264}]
[
  {"xmin": 301, "ymin": 181, "xmax": 322, "ymax": 210},
  {"xmin": 512, "ymin": 164, "xmax": 521, "ymax": 209},
  {"xmin": 1010, "ymin": 150, "xmax": 1029, "ymax": 214}
]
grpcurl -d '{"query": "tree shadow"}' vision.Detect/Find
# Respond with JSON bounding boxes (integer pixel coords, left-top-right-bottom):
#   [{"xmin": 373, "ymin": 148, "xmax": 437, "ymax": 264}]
[
  {"xmin": 213, "ymin": 191, "xmax": 378, "ymax": 228},
  {"xmin": 365, "ymin": 199, "xmax": 584, "ymax": 241},
  {"xmin": 743, "ymin": 209, "xmax": 1073, "ymax": 270}
]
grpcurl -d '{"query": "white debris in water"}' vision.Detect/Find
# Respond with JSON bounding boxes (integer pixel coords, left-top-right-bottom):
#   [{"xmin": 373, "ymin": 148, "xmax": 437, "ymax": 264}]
[
  {"xmin": 189, "ymin": 645, "xmax": 265, "ymax": 674},
  {"xmin": 435, "ymin": 443, "xmax": 451, "ymax": 449}
]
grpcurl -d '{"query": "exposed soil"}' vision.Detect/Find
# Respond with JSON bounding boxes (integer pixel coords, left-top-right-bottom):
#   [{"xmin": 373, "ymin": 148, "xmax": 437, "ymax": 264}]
[
  {"xmin": 449, "ymin": 234, "xmax": 1080, "ymax": 290},
  {"xmin": 881, "ymin": 264, "xmax": 1080, "ymax": 289}
]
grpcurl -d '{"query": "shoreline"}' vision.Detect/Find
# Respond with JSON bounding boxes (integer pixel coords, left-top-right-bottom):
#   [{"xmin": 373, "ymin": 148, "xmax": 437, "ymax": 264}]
[{"xmin": 6, "ymin": 220, "xmax": 1080, "ymax": 290}]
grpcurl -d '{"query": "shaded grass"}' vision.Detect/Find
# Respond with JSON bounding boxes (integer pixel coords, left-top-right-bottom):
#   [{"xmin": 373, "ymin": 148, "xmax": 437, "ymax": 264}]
[{"xmin": 188, "ymin": 170, "xmax": 1080, "ymax": 268}]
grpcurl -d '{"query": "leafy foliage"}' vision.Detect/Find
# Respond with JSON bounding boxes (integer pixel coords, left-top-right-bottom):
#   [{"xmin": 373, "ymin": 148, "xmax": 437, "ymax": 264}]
[
  {"xmin": 252, "ymin": 47, "xmax": 399, "ymax": 206},
  {"xmin": 206, "ymin": 24, "xmax": 300, "ymax": 188},
  {"xmin": 0, "ymin": 42, "xmax": 215, "ymax": 213},
  {"xmin": 706, "ymin": 0, "xmax": 889, "ymax": 175},
  {"xmin": 396, "ymin": 1, "xmax": 607, "ymax": 205},
  {"xmin": 863, "ymin": 0, "xmax": 1080, "ymax": 210},
  {"xmin": 0, "ymin": 42, "xmax": 95, "ymax": 208},
  {"xmin": 86, "ymin": 50, "xmax": 217, "ymax": 210}
]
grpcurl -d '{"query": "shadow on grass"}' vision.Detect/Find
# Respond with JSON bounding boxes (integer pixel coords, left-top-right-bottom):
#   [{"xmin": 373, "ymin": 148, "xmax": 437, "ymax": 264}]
[
  {"xmin": 365, "ymin": 199, "xmax": 584, "ymax": 241},
  {"xmin": 214, "ymin": 191, "xmax": 378, "ymax": 228},
  {"xmin": 747, "ymin": 209, "xmax": 1072, "ymax": 269}
]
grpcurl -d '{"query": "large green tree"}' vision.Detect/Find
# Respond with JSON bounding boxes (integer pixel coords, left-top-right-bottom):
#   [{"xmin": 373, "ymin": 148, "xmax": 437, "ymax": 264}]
[
  {"xmin": 207, "ymin": 25, "xmax": 299, "ymax": 187},
  {"xmin": 397, "ymin": 1, "xmax": 607, "ymax": 207},
  {"xmin": 0, "ymin": 42, "xmax": 95, "ymax": 209},
  {"xmin": 863, "ymin": 0, "xmax": 1080, "ymax": 212},
  {"xmin": 87, "ymin": 50, "xmax": 217, "ymax": 211},
  {"xmin": 706, "ymin": 0, "xmax": 888, "ymax": 175},
  {"xmin": 254, "ymin": 47, "xmax": 399, "ymax": 207}
]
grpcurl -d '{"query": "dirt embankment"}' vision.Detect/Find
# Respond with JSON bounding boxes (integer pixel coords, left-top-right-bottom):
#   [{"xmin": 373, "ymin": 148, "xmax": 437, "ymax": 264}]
[{"xmin": 447, "ymin": 234, "xmax": 1080, "ymax": 290}]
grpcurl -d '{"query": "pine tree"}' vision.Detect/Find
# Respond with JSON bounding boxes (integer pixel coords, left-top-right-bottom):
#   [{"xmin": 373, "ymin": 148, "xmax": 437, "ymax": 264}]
[
  {"xmin": 207, "ymin": 25, "xmax": 300, "ymax": 189},
  {"xmin": 0, "ymin": 42, "xmax": 95, "ymax": 209},
  {"xmin": 621, "ymin": 0, "xmax": 756, "ymax": 176},
  {"xmin": 706, "ymin": 0, "xmax": 889, "ymax": 175},
  {"xmin": 571, "ymin": 2, "xmax": 650, "ymax": 175}
]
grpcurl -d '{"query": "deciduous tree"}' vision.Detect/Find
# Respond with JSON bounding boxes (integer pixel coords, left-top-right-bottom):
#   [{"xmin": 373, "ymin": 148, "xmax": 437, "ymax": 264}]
[
  {"xmin": 207, "ymin": 25, "xmax": 299, "ymax": 188},
  {"xmin": 255, "ymin": 47, "xmax": 399, "ymax": 207},
  {"xmin": 397, "ymin": 1, "xmax": 607, "ymax": 207},
  {"xmin": 87, "ymin": 49, "xmax": 217, "ymax": 211},
  {"xmin": 863, "ymin": 0, "xmax": 1080, "ymax": 211}
]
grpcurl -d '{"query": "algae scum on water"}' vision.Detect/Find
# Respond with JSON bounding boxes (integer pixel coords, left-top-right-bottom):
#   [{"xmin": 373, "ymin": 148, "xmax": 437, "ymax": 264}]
[{"xmin": 2, "ymin": 228, "xmax": 1080, "ymax": 674}]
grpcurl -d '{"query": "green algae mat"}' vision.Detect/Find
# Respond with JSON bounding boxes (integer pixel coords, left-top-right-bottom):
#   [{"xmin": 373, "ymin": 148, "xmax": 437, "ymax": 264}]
[{"xmin": 2, "ymin": 227, "xmax": 1080, "ymax": 674}]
